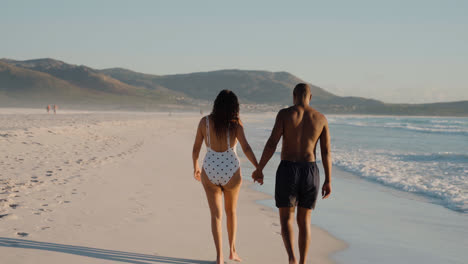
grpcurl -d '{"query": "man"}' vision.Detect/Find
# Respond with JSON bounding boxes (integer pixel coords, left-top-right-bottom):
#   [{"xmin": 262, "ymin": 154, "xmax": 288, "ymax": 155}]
[{"xmin": 252, "ymin": 83, "xmax": 332, "ymax": 264}]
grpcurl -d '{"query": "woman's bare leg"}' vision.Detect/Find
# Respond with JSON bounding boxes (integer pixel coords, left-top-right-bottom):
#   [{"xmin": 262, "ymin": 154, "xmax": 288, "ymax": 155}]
[
  {"xmin": 201, "ymin": 171, "xmax": 224, "ymax": 264},
  {"xmin": 223, "ymin": 171, "xmax": 242, "ymax": 262}
]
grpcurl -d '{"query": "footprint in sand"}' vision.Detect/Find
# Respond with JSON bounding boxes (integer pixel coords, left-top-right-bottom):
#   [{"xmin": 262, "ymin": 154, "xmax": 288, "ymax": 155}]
[
  {"xmin": 0, "ymin": 214, "xmax": 9, "ymax": 219},
  {"xmin": 2, "ymin": 214, "xmax": 18, "ymax": 220},
  {"xmin": 41, "ymin": 226, "xmax": 50, "ymax": 230},
  {"xmin": 46, "ymin": 171, "xmax": 53, "ymax": 176}
]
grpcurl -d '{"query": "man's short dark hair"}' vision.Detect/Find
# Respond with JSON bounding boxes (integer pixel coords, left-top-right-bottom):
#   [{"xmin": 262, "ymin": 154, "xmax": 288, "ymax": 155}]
[{"xmin": 293, "ymin": 83, "xmax": 311, "ymax": 98}]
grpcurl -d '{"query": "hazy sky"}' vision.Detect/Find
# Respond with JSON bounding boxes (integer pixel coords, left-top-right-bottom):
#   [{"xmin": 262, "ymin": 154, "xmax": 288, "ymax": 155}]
[{"xmin": 1, "ymin": 0, "xmax": 467, "ymax": 103}]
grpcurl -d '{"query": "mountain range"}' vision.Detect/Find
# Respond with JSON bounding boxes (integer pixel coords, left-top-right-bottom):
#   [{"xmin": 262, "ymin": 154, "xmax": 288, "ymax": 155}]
[{"xmin": 0, "ymin": 58, "xmax": 466, "ymax": 116}]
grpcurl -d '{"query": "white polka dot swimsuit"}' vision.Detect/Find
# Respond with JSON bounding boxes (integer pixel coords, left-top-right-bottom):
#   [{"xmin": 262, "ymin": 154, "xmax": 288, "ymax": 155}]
[{"xmin": 203, "ymin": 116, "xmax": 240, "ymax": 186}]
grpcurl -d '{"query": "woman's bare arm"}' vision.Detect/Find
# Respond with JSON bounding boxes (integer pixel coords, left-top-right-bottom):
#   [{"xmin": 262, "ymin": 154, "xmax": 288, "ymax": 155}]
[
  {"xmin": 236, "ymin": 120, "xmax": 259, "ymax": 168},
  {"xmin": 192, "ymin": 118, "xmax": 205, "ymax": 181}
]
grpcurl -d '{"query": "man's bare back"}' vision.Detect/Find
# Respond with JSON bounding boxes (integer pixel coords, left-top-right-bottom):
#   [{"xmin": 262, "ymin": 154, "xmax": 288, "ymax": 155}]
[{"xmin": 279, "ymin": 105, "xmax": 327, "ymax": 162}]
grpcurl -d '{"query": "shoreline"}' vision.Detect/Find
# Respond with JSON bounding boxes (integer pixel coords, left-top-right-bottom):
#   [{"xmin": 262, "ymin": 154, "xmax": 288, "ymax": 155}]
[{"xmin": 0, "ymin": 111, "xmax": 346, "ymax": 263}]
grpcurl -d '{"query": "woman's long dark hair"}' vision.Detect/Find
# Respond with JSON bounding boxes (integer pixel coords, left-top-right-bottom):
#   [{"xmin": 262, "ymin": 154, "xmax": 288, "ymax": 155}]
[{"xmin": 210, "ymin": 90, "xmax": 240, "ymax": 138}]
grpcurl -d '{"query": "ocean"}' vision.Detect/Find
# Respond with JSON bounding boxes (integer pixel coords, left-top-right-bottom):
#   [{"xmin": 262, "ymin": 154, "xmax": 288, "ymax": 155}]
[{"xmin": 240, "ymin": 113, "xmax": 468, "ymax": 264}]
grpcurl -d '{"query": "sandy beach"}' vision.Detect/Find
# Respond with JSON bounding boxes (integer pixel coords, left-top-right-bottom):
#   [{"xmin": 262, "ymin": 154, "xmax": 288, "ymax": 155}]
[{"xmin": 0, "ymin": 109, "xmax": 345, "ymax": 264}]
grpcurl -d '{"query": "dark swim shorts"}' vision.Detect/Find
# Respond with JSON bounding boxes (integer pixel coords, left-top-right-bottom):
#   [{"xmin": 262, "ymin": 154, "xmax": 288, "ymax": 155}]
[{"xmin": 275, "ymin": 160, "xmax": 320, "ymax": 209}]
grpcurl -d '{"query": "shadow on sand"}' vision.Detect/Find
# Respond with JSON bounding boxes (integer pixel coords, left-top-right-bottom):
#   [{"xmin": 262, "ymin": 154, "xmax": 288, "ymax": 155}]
[{"xmin": 0, "ymin": 237, "xmax": 214, "ymax": 264}]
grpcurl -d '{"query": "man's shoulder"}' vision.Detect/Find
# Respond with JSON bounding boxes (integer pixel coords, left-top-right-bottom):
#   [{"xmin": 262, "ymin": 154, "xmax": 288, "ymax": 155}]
[
  {"xmin": 305, "ymin": 106, "xmax": 323, "ymax": 115},
  {"xmin": 305, "ymin": 107, "xmax": 328, "ymax": 123},
  {"xmin": 276, "ymin": 106, "xmax": 294, "ymax": 119}
]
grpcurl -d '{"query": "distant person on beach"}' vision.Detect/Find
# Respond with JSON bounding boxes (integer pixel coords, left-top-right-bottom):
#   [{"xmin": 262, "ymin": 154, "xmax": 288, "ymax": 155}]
[
  {"xmin": 46, "ymin": 105, "xmax": 51, "ymax": 114},
  {"xmin": 252, "ymin": 83, "xmax": 332, "ymax": 264},
  {"xmin": 53, "ymin": 104, "xmax": 58, "ymax": 114},
  {"xmin": 192, "ymin": 90, "xmax": 259, "ymax": 264}
]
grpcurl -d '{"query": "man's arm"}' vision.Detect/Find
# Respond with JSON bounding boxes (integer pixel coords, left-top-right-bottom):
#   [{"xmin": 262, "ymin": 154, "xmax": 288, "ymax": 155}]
[
  {"xmin": 252, "ymin": 111, "xmax": 284, "ymax": 184},
  {"xmin": 319, "ymin": 117, "xmax": 332, "ymax": 198},
  {"xmin": 257, "ymin": 110, "xmax": 284, "ymax": 171}
]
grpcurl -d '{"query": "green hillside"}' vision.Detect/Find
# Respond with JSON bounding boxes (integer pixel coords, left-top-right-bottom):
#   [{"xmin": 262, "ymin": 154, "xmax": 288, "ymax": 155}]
[{"xmin": 101, "ymin": 68, "xmax": 336, "ymax": 103}]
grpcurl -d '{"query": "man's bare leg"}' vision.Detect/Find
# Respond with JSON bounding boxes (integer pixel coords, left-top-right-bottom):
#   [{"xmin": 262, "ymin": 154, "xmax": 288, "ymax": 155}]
[
  {"xmin": 223, "ymin": 172, "xmax": 242, "ymax": 262},
  {"xmin": 201, "ymin": 172, "xmax": 224, "ymax": 264},
  {"xmin": 279, "ymin": 207, "xmax": 297, "ymax": 264},
  {"xmin": 297, "ymin": 207, "xmax": 312, "ymax": 264}
]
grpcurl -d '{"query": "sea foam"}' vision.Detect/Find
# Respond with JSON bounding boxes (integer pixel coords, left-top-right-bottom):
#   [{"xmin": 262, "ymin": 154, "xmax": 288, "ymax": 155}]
[{"xmin": 327, "ymin": 115, "xmax": 468, "ymax": 213}]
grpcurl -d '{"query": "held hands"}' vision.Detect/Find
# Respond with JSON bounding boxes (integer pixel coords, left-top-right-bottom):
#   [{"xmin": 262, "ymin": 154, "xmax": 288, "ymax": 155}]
[
  {"xmin": 251, "ymin": 168, "xmax": 264, "ymax": 185},
  {"xmin": 193, "ymin": 166, "xmax": 201, "ymax": 182},
  {"xmin": 322, "ymin": 181, "xmax": 331, "ymax": 199}
]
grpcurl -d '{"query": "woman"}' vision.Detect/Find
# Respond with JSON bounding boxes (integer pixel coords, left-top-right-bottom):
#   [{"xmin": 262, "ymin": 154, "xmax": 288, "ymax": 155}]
[{"xmin": 192, "ymin": 90, "xmax": 259, "ymax": 264}]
